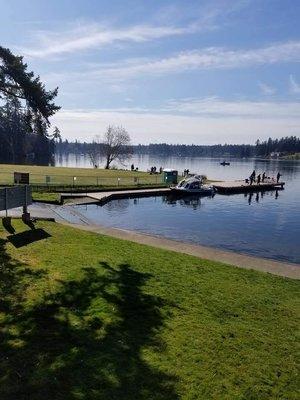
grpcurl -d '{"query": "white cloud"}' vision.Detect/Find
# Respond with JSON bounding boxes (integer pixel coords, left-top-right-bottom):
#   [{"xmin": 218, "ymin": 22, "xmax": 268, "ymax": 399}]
[
  {"xmin": 18, "ymin": 1, "xmax": 244, "ymax": 59},
  {"xmin": 258, "ymin": 82, "xmax": 276, "ymax": 95},
  {"xmin": 163, "ymin": 98, "xmax": 300, "ymax": 117},
  {"xmin": 20, "ymin": 22, "xmax": 201, "ymax": 59},
  {"xmin": 51, "ymin": 99, "xmax": 300, "ymax": 144},
  {"xmin": 289, "ymin": 75, "xmax": 300, "ymax": 94},
  {"xmin": 58, "ymin": 41, "xmax": 300, "ymax": 82},
  {"xmin": 40, "ymin": 41, "xmax": 300, "ymax": 91}
]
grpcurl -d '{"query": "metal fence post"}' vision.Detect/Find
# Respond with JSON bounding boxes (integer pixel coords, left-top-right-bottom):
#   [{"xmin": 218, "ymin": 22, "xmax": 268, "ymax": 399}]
[
  {"xmin": 22, "ymin": 185, "xmax": 30, "ymax": 223},
  {"xmin": 5, "ymin": 187, "xmax": 8, "ymax": 217},
  {"xmin": 24, "ymin": 185, "xmax": 28, "ymax": 213}
]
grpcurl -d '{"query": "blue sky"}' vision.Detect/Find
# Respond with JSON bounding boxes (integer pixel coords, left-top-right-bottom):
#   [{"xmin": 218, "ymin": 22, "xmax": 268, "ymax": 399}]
[{"xmin": 1, "ymin": 0, "xmax": 300, "ymax": 144}]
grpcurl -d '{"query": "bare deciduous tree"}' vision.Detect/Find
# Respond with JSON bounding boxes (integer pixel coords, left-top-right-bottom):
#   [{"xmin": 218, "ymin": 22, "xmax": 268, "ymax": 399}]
[
  {"xmin": 102, "ymin": 126, "xmax": 132, "ymax": 169},
  {"xmin": 88, "ymin": 134, "xmax": 101, "ymax": 168}
]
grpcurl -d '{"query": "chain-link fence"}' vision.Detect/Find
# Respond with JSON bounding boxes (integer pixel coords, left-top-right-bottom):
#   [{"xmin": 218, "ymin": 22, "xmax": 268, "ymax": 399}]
[{"xmin": 0, "ymin": 171, "xmax": 164, "ymax": 188}]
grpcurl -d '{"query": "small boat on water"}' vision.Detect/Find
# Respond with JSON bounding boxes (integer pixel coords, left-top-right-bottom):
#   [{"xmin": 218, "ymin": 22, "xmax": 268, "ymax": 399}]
[
  {"xmin": 171, "ymin": 175, "xmax": 215, "ymax": 195},
  {"xmin": 220, "ymin": 161, "xmax": 230, "ymax": 166}
]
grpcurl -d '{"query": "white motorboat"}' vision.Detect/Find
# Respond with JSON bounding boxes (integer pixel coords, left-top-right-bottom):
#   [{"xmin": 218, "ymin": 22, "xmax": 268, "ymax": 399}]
[{"xmin": 171, "ymin": 175, "xmax": 215, "ymax": 195}]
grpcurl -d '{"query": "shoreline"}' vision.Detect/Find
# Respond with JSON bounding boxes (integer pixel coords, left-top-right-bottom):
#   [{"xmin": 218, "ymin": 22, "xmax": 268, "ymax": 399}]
[
  {"xmin": 1, "ymin": 201, "xmax": 299, "ymax": 279},
  {"xmin": 61, "ymin": 221, "xmax": 300, "ymax": 279}
]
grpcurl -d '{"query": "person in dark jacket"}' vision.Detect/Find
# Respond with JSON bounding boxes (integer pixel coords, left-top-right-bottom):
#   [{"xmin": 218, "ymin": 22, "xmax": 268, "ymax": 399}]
[
  {"xmin": 249, "ymin": 170, "xmax": 255, "ymax": 185},
  {"xmin": 257, "ymin": 174, "xmax": 261, "ymax": 184},
  {"xmin": 277, "ymin": 172, "xmax": 281, "ymax": 183}
]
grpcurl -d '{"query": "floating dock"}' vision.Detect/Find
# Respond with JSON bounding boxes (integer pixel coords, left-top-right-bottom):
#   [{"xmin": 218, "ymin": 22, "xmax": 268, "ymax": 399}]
[
  {"xmin": 59, "ymin": 181, "xmax": 285, "ymax": 204},
  {"xmin": 88, "ymin": 187, "xmax": 171, "ymax": 204},
  {"xmin": 60, "ymin": 187, "xmax": 171, "ymax": 205},
  {"xmin": 213, "ymin": 180, "xmax": 285, "ymax": 194}
]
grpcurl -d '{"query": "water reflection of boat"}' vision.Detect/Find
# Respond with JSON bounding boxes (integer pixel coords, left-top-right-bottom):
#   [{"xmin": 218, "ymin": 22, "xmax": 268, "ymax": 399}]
[
  {"xmin": 171, "ymin": 175, "xmax": 215, "ymax": 195},
  {"xmin": 164, "ymin": 194, "xmax": 206, "ymax": 210}
]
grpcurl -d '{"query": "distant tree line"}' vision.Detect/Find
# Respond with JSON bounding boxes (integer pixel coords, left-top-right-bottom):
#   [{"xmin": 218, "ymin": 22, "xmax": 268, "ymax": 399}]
[
  {"xmin": 56, "ymin": 136, "xmax": 300, "ymax": 158},
  {"xmin": 134, "ymin": 143, "xmax": 255, "ymax": 157},
  {"xmin": 255, "ymin": 136, "xmax": 300, "ymax": 156},
  {"xmin": 0, "ymin": 46, "xmax": 60, "ymax": 165}
]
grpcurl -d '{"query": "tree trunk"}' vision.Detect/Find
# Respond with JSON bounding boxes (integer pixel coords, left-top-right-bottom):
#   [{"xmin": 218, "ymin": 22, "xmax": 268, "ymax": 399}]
[
  {"xmin": 105, "ymin": 156, "xmax": 110, "ymax": 169},
  {"xmin": 9, "ymin": 138, "xmax": 16, "ymax": 164}
]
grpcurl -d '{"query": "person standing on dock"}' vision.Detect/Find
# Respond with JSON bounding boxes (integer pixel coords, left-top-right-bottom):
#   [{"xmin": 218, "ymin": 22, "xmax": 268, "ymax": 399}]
[
  {"xmin": 257, "ymin": 174, "xmax": 261, "ymax": 184},
  {"xmin": 277, "ymin": 172, "xmax": 281, "ymax": 183},
  {"xmin": 262, "ymin": 172, "xmax": 266, "ymax": 182},
  {"xmin": 249, "ymin": 170, "xmax": 255, "ymax": 185}
]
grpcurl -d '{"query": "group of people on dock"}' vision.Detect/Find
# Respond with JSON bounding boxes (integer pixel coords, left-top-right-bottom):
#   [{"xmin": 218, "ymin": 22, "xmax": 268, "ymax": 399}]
[{"xmin": 247, "ymin": 170, "xmax": 281, "ymax": 185}]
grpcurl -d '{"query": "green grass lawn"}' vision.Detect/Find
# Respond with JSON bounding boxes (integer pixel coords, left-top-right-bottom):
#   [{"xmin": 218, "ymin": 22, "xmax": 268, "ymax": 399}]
[
  {"xmin": 0, "ymin": 163, "xmax": 163, "ymax": 187},
  {"xmin": 0, "ymin": 220, "xmax": 299, "ymax": 399},
  {"xmin": 32, "ymin": 191, "xmax": 60, "ymax": 203}
]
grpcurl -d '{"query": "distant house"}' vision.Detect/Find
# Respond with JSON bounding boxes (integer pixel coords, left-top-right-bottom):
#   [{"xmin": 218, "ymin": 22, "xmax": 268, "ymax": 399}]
[{"xmin": 270, "ymin": 151, "xmax": 281, "ymax": 158}]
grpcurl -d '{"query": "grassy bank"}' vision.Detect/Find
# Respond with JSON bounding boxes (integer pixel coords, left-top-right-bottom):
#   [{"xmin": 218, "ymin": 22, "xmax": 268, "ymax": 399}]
[
  {"xmin": 32, "ymin": 191, "xmax": 60, "ymax": 203},
  {"xmin": 0, "ymin": 220, "xmax": 298, "ymax": 399},
  {"xmin": 0, "ymin": 163, "xmax": 162, "ymax": 187},
  {"xmin": 280, "ymin": 153, "xmax": 300, "ymax": 160}
]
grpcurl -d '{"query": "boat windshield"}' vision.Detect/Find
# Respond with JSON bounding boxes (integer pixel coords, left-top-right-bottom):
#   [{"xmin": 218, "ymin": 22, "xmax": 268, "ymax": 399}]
[
  {"xmin": 189, "ymin": 181, "xmax": 200, "ymax": 189},
  {"xmin": 178, "ymin": 177, "xmax": 204, "ymax": 189}
]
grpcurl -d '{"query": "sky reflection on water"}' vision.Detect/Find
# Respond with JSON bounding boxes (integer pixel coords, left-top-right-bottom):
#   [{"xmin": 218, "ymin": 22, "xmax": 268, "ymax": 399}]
[{"xmin": 59, "ymin": 155, "xmax": 300, "ymax": 263}]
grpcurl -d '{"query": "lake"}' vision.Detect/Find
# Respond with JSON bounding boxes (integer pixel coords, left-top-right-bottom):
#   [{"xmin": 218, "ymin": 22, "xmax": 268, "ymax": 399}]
[{"xmin": 57, "ymin": 153, "xmax": 300, "ymax": 264}]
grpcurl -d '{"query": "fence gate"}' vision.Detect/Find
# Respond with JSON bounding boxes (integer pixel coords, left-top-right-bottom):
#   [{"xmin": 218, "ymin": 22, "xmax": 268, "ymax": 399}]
[{"xmin": 0, "ymin": 186, "xmax": 32, "ymax": 216}]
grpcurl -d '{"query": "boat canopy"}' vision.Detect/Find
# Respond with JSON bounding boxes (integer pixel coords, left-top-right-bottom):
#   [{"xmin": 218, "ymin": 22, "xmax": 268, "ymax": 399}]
[{"xmin": 178, "ymin": 175, "xmax": 205, "ymax": 189}]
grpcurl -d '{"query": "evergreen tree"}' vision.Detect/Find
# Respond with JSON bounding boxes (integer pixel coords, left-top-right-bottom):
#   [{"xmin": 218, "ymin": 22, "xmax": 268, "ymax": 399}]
[{"xmin": 0, "ymin": 46, "xmax": 60, "ymax": 164}]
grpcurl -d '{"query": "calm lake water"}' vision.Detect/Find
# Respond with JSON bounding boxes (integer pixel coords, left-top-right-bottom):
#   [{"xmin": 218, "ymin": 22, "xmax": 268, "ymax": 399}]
[{"xmin": 58, "ymin": 154, "xmax": 300, "ymax": 264}]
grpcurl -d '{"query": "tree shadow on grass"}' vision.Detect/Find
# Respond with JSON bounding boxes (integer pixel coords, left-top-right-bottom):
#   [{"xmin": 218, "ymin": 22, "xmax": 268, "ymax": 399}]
[
  {"xmin": 7, "ymin": 228, "xmax": 51, "ymax": 248},
  {"xmin": 0, "ymin": 239, "xmax": 179, "ymax": 400}
]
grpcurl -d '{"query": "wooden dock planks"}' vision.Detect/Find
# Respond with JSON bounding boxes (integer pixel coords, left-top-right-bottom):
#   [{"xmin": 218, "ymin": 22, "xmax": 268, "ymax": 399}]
[{"xmin": 87, "ymin": 187, "xmax": 171, "ymax": 204}]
